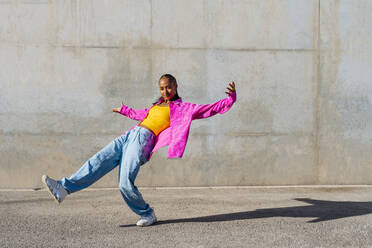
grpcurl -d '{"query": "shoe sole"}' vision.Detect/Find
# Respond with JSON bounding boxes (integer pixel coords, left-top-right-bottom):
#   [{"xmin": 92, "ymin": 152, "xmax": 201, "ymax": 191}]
[{"xmin": 41, "ymin": 175, "xmax": 62, "ymax": 204}]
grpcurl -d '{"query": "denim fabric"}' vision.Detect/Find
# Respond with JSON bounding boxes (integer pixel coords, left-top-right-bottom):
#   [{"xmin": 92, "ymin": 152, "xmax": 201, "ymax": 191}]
[{"xmin": 58, "ymin": 126, "xmax": 155, "ymax": 217}]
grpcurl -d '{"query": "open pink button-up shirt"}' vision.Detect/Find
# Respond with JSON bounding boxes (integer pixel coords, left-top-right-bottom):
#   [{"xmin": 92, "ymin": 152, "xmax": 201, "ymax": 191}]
[{"xmin": 120, "ymin": 91, "xmax": 237, "ymax": 160}]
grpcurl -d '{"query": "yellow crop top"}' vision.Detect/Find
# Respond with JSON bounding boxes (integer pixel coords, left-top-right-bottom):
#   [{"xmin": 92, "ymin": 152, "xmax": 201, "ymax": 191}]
[{"xmin": 139, "ymin": 105, "xmax": 170, "ymax": 136}]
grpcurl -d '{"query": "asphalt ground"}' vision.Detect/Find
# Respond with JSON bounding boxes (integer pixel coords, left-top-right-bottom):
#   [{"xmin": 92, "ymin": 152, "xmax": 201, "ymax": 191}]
[{"xmin": 1, "ymin": 186, "xmax": 372, "ymax": 248}]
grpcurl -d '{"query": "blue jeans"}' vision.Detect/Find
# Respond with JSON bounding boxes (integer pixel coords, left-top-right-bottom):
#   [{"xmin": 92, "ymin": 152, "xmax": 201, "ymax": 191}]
[{"xmin": 58, "ymin": 126, "xmax": 156, "ymax": 217}]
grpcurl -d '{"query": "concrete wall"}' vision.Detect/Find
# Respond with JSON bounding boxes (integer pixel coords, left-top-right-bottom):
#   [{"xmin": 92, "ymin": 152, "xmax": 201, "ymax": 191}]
[{"xmin": 0, "ymin": 0, "xmax": 371, "ymax": 188}]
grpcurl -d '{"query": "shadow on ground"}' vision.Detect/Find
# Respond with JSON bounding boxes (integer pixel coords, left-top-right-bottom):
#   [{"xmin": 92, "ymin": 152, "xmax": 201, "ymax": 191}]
[{"xmin": 120, "ymin": 198, "xmax": 372, "ymax": 227}]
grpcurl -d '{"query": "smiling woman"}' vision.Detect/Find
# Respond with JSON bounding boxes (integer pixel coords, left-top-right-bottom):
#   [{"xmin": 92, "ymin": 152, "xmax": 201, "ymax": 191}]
[
  {"xmin": 156, "ymin": 74, "xmax": 180, "ymax": 105},
  {"xmin": 42, "ymin": 73, "xmax": 237, "ymax": 227}
]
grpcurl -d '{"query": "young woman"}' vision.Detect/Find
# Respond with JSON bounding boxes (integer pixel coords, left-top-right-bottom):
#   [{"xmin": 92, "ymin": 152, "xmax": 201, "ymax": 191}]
[{"xmin": 42, "ymin": 74, "xmax": 237, "ymax": 227}]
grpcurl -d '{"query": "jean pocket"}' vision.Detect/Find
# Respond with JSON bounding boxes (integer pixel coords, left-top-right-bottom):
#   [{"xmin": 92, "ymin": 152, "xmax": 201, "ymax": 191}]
[
  {"xmin": 138, "ymin": 132, "xmax": 149, "ymax": 146},
  {"xmin": 140, "ymin": 134, "xmax": 155, "ymax": 153}
]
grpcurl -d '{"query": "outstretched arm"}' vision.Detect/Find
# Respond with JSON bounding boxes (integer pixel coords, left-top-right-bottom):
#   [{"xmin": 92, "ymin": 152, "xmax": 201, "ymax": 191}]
[
  {"xmin": 112, "ymin": 101, "xmax": 149, "ymax": 121},
  {"xmin": 192, "ymin": 81, "xmax": 237, "ymax": 120}
]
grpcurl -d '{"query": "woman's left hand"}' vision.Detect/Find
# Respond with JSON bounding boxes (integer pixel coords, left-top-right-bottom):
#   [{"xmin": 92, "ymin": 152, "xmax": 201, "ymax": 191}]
[{"xmin": 225, "ymin": 81, "xmax": 236, "ymax": 95}]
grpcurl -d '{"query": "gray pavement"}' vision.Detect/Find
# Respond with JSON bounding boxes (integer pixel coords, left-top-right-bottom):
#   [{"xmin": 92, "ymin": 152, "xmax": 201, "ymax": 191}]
[{"xmin": 1, "ymin": 186, "xmax": 372, "ymax": 248}]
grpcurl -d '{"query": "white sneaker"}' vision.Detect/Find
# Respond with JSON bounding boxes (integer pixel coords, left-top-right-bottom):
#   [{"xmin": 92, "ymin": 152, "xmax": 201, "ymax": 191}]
[
  {"xmin": 136, "ymin": 211, "xmax": 157, "ymax": 227},
  {"xmin": 41, "ymin": 175, "xmax": 68, "ymax": 204}
]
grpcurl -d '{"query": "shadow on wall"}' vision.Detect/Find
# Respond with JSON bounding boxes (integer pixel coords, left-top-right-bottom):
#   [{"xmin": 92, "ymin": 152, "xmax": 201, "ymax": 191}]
[{"xmin": 119, "ymin": 198, "xmax": 372, "ymax": 227}]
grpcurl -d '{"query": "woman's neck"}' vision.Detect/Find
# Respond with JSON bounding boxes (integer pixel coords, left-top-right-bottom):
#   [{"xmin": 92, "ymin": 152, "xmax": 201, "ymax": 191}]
[{"xmin": 158, "ymin": 102, "xmax": 169, "ymax": 106}]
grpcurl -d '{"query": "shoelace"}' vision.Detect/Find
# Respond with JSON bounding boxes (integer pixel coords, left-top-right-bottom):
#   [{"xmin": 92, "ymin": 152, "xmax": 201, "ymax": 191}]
[
  {"xmin": 51, "ymin": 187, "xmax": 58, "ymax": 197},
  {"xmin": 47, "ymin": 179, "xmax": 60, "ymax": 199},
  {"xmin": 55, "ymin": 185, "xmax": 63, "ymax": 198},
  {"xmin": 141, "ymin": 215, "xmax": 153, "ymax": 221}
]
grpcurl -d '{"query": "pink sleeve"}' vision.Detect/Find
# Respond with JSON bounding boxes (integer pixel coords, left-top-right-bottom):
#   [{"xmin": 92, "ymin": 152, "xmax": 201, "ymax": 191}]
[
  {"xmin": 192, "ymin": 91, "xmax": 237, "ymax": 120},
  {"xmin": 119, "ymin": 104, "xmax": 150, "ymax": 121}
]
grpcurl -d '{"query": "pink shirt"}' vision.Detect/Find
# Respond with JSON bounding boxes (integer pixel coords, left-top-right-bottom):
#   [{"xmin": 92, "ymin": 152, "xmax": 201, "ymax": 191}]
[{"xmin": 120, "ymin": 91, "xmax": 237, "ymax": 160}]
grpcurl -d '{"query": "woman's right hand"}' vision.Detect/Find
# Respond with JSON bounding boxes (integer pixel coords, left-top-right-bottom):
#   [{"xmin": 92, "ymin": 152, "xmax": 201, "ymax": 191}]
[{"xmin": 112, "ymin": 101, "xmax": 124, "ymax": 113}]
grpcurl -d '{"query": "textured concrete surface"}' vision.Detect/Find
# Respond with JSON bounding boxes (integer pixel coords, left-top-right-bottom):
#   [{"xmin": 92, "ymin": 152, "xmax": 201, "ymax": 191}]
[
  {"xmin": 0, "ymin": 0, "xmax": 371, "ymax": 188},
  {"xmin": 1, "ymin": 186, "xmax": 372, "ymax": 247},
  {"xmin": 318, "ymin": 0, "xmax": 372, "ymax": 184}
]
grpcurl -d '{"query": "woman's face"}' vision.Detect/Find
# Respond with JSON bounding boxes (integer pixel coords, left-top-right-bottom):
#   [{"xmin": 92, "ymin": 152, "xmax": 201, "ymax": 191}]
[{"xmin": 158, "ymin": 78, "xmax": 177, "ymax": 102}]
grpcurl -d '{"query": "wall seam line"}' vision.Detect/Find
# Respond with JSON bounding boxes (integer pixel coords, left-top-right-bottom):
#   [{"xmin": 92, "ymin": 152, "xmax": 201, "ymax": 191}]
[{"xmin": 315, "ymin": 0, "xmax": 322, "ymax": 184}]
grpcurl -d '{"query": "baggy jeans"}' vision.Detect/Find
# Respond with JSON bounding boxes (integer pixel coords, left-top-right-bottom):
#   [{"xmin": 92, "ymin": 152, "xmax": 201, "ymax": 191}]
[{"xmin": 58, "ymin": 126, "xmax": 156, "ymax": 217}]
